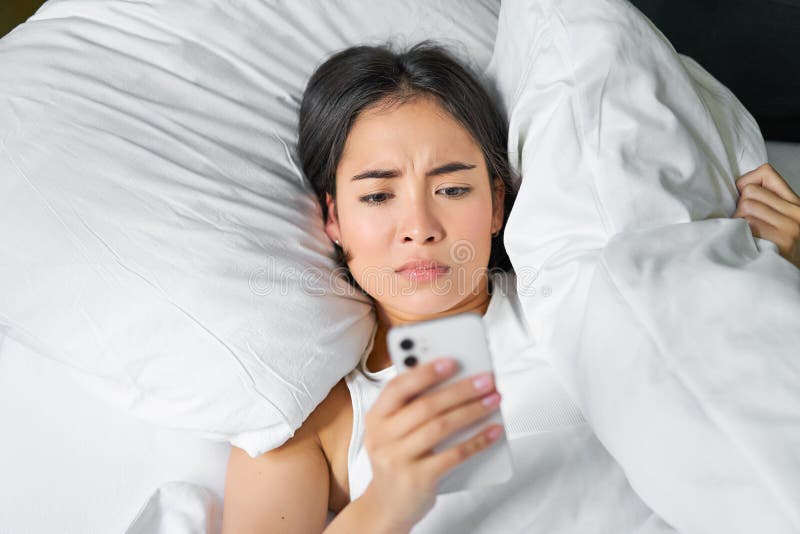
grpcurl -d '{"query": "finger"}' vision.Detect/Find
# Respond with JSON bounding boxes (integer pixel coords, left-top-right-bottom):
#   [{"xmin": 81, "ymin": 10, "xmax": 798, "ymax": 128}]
[
  {"xmin": 742, "ymin": 215, "xmax": 793, "ymax": 257},
  {"xmin": 385, "ymin": 372, "xmax": 496, "ymax": 441},
  {"xmin": 741, "ymin": 215, "xmax": 777, "ymax": 240},
  {"xmin": 736, "ymin": 163, "xmax": 800, "ymax": 204},
  {"xmin": 369, "ymin": 357, "xmax": 457, "ymax": 420},
  {"xmin": 398, "ymin": 390, "xmax": 501, "ymax": 459},
  {"xmin": 736, "ymin": 183, "xmax": 800, "ymax": 222},
  {"xmin": 733, "ymin": 197, "xmax": 798, "ymax": 234},
  {"xmin": 419, "ymin": 423, "xmax": 504, "ymax": 482}
]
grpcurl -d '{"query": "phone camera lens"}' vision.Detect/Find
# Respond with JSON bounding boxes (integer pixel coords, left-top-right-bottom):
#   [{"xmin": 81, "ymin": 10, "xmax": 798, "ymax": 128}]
[
  {"xmin": 400, "ymin": 338, "xmax": 414, "ymax": 350},
  {"xmin": 403, "ymin": 355, "xmax": 418, "ymax": 367}
]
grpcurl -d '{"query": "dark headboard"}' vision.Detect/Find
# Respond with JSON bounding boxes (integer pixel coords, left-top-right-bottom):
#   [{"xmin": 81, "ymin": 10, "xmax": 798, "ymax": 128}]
[{"xmin": 631, "ymin": 0, "xmax": 800, "ymax": 142}]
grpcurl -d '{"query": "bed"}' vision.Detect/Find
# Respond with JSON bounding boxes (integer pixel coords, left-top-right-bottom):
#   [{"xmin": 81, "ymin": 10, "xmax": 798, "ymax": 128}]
[
  {"xmin": 0, "ymin": 149, "xmax": 797, "ymax": 533},
  {"xmin": 1, "ymin": 0, "xmax": 798, "ymax": 532}
]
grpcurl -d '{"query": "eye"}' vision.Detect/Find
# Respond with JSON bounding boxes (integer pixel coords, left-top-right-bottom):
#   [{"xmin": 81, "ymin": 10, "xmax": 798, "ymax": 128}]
[
  {"xmin": 437, "ymin": 186, "xmax": 471, "ymax": 198},
  {"xmin": 359, "ymin": 186, "xmax": 471, "ymax": 206},
  {"xmin": 359, "ymin": 192, "xmax": 393, "ymax": 206}
]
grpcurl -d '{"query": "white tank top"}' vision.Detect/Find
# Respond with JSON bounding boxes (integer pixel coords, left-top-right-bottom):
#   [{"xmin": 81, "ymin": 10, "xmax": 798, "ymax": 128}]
[{"xmin": 343, "ymin": 271, "xmax": 587, "ymax": 499}]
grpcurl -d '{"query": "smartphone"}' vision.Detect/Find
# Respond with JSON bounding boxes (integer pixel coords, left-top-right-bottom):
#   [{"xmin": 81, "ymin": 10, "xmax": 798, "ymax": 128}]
[{"xmin": 386, "ymin": 312, "xmax": 514, "ymax": 495}]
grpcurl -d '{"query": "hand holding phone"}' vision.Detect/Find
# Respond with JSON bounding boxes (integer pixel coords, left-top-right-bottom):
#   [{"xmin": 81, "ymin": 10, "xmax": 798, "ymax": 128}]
[
  {"xmin": 357, "ymin": 354, "xmax": 507, "ymax": 530},
  {"xmin": 384, "ymin": 312, "xmax": 514, "ymax": 494}
]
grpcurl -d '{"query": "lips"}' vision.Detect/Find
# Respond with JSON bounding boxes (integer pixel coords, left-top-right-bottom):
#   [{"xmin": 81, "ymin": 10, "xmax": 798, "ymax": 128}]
[
  {"xmin": 395, "ymin": 259, "xmax": 451, "ymax": 282},
  {"xmin": 395, "ymin": 259, "xmax": 450, "ymax": 273}
]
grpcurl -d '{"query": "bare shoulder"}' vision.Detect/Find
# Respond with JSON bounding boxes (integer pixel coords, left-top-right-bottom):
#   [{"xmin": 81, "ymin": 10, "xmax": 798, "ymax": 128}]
[
  {"xmin": 313, "ymin": 377, "xmax": 354, "ymax": 513},
  {"xmin": 221, "ymin": 380, "xmax": 352, "ymax": 532},
  {"xmin": 313, "ymin": 377, "xmax": 353, "ymax": 438}
]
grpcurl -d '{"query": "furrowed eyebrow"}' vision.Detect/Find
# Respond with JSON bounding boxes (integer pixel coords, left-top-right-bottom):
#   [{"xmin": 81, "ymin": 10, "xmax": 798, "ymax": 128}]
[{"xmin": 351, "ymin": 161, "xmax": 476, "ymax": 181}]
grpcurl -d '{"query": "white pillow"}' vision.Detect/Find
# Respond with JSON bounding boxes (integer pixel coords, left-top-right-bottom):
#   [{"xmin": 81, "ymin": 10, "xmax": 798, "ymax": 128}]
[
  {"xmin": 0, "ymin": 0, "xmax": 500, "ymax": 457},
  {"xmin": 488, "ymin": 0, "xmax": 800, "ymax": 531}
]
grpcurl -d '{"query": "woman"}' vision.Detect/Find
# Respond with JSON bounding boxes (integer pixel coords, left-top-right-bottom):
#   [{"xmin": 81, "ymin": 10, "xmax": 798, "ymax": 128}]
[{"xmin": 222, "ymin": 41, "xmax": 800, "ymax": 533}]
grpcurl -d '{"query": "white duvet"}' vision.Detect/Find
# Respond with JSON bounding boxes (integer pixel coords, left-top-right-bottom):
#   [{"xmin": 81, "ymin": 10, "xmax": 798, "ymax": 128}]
[{"xmin": 493, "ymin": 0, "xmax": 800, "ymax": 532}]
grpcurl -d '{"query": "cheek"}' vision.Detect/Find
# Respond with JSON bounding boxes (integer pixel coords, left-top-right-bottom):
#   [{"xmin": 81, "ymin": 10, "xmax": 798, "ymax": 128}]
[
  {"xmin": 339, "ymin": 203, "xmax": 392, "ymax": 256},
  {"xmin": 455, "ymin": 198, "xmax": 493, "ymax": 238},
  {"xmin": 454, "ymin": 200, "xmax": 494, "ymax": 267},
  {"xmin": 462, "ymin": 210, "xmax": 490, "ymax": 237},
  {"xmin": 343, "ymin": 210, "xmax": 388, "ymax": 239}
]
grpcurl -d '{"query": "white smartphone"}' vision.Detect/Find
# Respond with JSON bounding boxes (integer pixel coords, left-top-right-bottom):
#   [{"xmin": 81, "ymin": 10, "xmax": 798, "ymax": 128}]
[{"xmin": 386, "ymin": 312, "xmax": 514, "ymax": 495}]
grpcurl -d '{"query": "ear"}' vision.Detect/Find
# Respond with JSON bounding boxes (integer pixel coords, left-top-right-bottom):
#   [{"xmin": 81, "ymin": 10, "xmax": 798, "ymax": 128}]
[
  {"xmin": 491, "ymin": 176, "xmax": 506, "ymax": 234},
  {"xmin": 323, "ymin": 192, "xmax": 341, "ymax": 244}
]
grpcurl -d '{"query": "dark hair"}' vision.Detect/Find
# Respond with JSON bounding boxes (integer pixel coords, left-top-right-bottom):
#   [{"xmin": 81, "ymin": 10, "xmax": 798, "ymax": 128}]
[{"xmin": 296, "ymin": 40, "xmax": 517, "ymax": 289}]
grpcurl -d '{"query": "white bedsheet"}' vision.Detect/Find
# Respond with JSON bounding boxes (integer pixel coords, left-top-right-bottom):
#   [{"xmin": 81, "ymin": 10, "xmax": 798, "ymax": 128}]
[
  {"xmin": 1, "ymin": 141, "xmax": 797, "ymax": 533},
  {"xmin": 125, "ymin": 482, "xmax": 222, "ymax": 534},
  {"xmin": 0, "ymin": 331, "xmax": 230, "ymax": 534}
]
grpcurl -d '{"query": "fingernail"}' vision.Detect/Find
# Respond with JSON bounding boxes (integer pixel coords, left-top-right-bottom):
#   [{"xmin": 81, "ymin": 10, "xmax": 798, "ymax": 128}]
[
  {"xmin": 435, "ymin": 358, "xmax": 454, "ymax": 375},
  {"xmin": 487, "ymin": 426, "xmax": 503, "ymax": 440},
  {"xmin": 481, "ymin": 392, "xmax": 501, "ymax": 407},
  {"xmin": 473, "ymin": 373, "xmax": 493, "ymax": 391}
]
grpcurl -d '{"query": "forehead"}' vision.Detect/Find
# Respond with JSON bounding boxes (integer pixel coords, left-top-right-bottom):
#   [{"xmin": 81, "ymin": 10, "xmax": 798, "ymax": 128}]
[{"xmin": 338, "ymin": 97, "xmax": 481, "ymax": 166}]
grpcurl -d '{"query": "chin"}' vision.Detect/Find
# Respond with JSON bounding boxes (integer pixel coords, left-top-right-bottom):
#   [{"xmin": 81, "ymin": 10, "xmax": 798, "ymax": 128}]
[{"xmin": 392, "ymin": 290, "xmax": 460, "ymax": 315}]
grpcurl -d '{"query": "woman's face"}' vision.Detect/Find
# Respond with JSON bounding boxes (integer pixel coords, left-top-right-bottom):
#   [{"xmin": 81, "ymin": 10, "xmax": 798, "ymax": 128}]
[{"xmin": 324, "ymin": 96, "xmax": 504, "ymax": 316}]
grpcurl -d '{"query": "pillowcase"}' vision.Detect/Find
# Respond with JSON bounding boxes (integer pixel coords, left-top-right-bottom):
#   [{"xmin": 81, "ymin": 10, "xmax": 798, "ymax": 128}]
[
  {"xmin": 488, "ymin": 0, "xmax": 800, "ymax": 531},
  {"xmin": 0, "ymin": 0, "xmax": 500, "ymax": 457}
]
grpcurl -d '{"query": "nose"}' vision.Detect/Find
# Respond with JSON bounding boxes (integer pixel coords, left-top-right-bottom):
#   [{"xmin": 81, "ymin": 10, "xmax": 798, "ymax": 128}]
[{"xmin": 398, "ymin": 194, "xmax": 445, "ymax": 244}]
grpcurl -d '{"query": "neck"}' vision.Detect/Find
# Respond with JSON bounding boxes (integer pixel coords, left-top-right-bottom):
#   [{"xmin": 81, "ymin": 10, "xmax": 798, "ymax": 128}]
[{"xmin": 367, "ymin": 274, "xmax": 493, "ymax": 372}]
